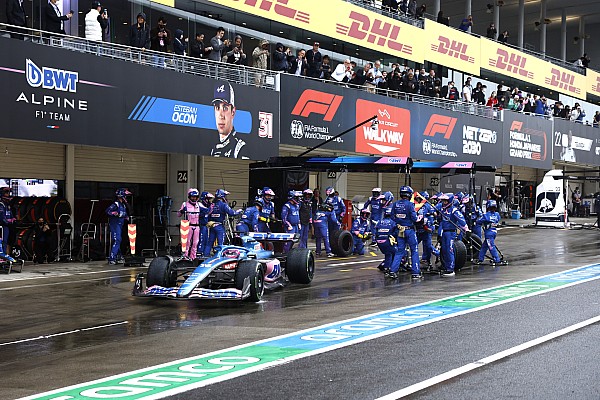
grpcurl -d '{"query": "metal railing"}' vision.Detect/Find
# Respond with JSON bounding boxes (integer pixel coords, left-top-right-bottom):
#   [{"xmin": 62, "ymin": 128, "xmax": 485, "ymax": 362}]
[
  {"xmin": 0, "ymin": 24, "xmax": 279, "ymax": 91},
  {"xmin": 343, "ymin": 0, "xmax": 425, "ymax": 28}
]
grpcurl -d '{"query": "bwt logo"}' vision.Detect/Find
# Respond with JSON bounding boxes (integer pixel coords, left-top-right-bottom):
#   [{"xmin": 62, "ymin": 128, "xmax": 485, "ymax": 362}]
[
  {"xmin": 423, "ymin": 115, "xmax": 457, "ymax": 139},
  {"xmin": 234, "ymin": 0, "xmax": 309, "ymax": 23},
  {"xmin": 291, "ymin": 90, "xmax": 343, "ymax": 121},
  {"xmin": 489, "ymin": 49, "xmax": 533, "ymax": 79},
  {"xmin": 510, "ymin": 121, "xmax": 523, "ymax": 131},
  {"xmin": 432, "ymin": 36, "xmax": 474, "ymax": 63},
  {"xmin": 336, "ymin": 11, "xmax": 412, "ymax": 55},
  {"xmin": 545, "ymin": 68, "xmax": 581, "ymax": 95},
  {"xmin": 26, "ymin": 59, "xmax": 78, "ymax": 93}
]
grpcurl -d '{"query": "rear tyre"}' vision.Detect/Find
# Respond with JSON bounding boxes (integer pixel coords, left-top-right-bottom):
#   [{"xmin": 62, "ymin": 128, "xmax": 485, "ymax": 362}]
[
  {"xmin": 286, "ymin": 248, "xmax": 315, "ymax": 284},
  {"xmin": 146, "ymin": 256, "xmax": 177, "ymax": 287},
  {"xmin": 330, "ymin": 230, "xmax": 353, "ymax": 257},
  {"xmin": 454, "ymin": 240, "xmax": 467, "ymax": 271},
  {"xmin": 235, "ymin": 260, "xmax": 265, "ymax": 302},
  {"xmin": 463, "ymin": 234, "xmax": 482, "ymax": 258}
]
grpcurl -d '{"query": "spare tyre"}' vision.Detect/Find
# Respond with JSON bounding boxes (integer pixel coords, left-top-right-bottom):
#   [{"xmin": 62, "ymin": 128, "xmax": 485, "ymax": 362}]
[
  {"xmin": 454, "ymin": 240, "xmax": 467, "ymax": 271},
  {"xmin": 147, "ymin": 256, "xmax": 177, "ymax": 287},
  {"xmin": 330, "ymin": 230, "xmax": 353, "ymax": 257},
  {"xmin": 286, "ymin": 248, "xmax": 315, "ymax": 284},
  {"xmin": 462, "ymin": 233, "xmax": 482, "ymax": 258}
]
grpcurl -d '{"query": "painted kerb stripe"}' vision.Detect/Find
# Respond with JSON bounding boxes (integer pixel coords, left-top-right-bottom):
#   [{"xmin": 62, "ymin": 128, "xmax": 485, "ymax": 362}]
[{"xmin": 20, "ymin": 263, "xmax": 600, "ymax": 400}]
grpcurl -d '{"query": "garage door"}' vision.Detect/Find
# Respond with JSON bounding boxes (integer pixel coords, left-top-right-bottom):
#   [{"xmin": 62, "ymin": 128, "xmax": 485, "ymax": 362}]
[
  {"xmin": 74, "ymin": 146, "xmax": 166, "ymax": 184},
  {"xmin": 347, "ymin": 173, "xmax": 375, "ymax": 204},
  {"xmin": 202, "ymin": 157, "xmax": 251, "ymax": 208},
  {"xmin": 0, "ymin": 139, "xmax": 65, "ymax": 179}
]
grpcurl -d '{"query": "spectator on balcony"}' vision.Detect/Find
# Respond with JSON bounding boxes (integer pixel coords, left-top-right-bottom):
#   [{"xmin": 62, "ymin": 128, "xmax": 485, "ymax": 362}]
[
  {"xmin": 402, "ymin": 71, "xmax": 417, "ymax": 94},
  {"xmin": 582, "ymin": 53, "xmax": 590, "ymax": 69},
  {"xmin": 416, "ymin": 4, "xmax": 426, "ymax": 19},
  {"xmin": 365, "ymin": 60, "xmax": 383, "ymax": 94},
  {"xmin": 305, "ymin": 42, "xmax": 322, "ymax": 78},
  {"xmin": 190, "ymin": 33, "xmax": 211, "ymax": 58},
  {"xmin": 552, "ymin": 101, "xmax": 564, "ymax": 118},
  {"xmin": 441, "ymin": 81, "xmax": 459, "ymax": 100},
  {"xmin": 559, "ymin": 105, "xmax": 571, "ymax": 119},
  {"xmin": 534, "ymin": 95, "xmax": 549, "ymax": 117},
  {"xmin": 462, "ymin": 77, "xmax": 473, "ymax": 102},
  {"xmin": 350, "ymin": 62, "xmax": 370, "ymax": 86},
  {"xmin": 408, "ymin": 0, "xmax": 417, "ymax": 17},
  {"xmin": 593, "ymin": 111, "xmax": 600, "ymax": 128},
  {"xmin": 130, "ymin": 12, "xmax": 150, "ymax": 49},
  {"xmin": 437, "ymin": 10, "xmax": 449, "ymax": 26},
  {"xmin": 85, "ymin": 2, "xmax": 108, "ymax": 42},
  {"xmin": 226, "ymin": 35, "xmax": 246, "ymax": 66},
  {"xmin": 319, "ymin": 55, "xmax": 332, "ymax": 80},
  {"xmin": 289, "ymin": 49, "xmax": 308, "ymax": 76},
  {"xmin": 6, "ymin": 0, "xmax": 28, "ymax": 40},
  {"xmin": 252, "ymin": 38, "xmax": 270, "ymax": 86},
  {"xmin": 486, "ymin": 91, "xmax": 498, "ymax": 108},
  {"xmin": 378, "ymin": 71, "xmax": 389, "ymax": 92},
  {"xmin": 570, "ymin": 103, "xmax": 586, "ymax": 123},
  {"xmin": 331, "ymin": 59, "xmax": 353, "ymax": 83},
  {"xmin": 150, "ymin": 17, "xmax": 171, "ymax": 53},
  {"xmin": 44, "ymin": 0, "xmax": 73, "ymax": 36},
  {"xmin": 473, "ymin": 82, "xmax": 486, "ymax": 105},
  {"xmin": 458, "ymin": 15, "xmax": 473, "ymax": 33},
  {"xmin": 173, "ymin": 29, "xmax": 187, "ymax": 56},
  {"xmin": 272, "ymin": 43, "xmax": 291, "ymax": 72},
  {"xmin": 382, "ymin": 0, "xmax": 394, "ymax": 12},
  {"xmin": 398, "ymin": 0, "xmax": 408, "ymax": 15},
  {"xmin": 486, "ymin": 23, "xmax": 497, "ymax": 40},
  {"xmin": 498, "ymin": 30, "xmax": 509, "ymax": 43},
  {"xmin": 425, "ymin": 69, "xmax": 438, "ymax": 97},
  {"xmin": 387, "ymin": 64, "xmax": 402, "ymax": 92},
  {"xmin": 208, "ymin": 27, "xmax": 229, "ymax": 62}
]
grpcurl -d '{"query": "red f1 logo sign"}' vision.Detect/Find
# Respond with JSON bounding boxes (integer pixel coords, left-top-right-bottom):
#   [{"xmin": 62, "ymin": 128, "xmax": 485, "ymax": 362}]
[
  {"xmin": 423, "ymin": 114, "xmax": 457, "ymax": 139},
  {"xmin": 291, "ymin": 89, "xmax": 343, "ymax": 121}
]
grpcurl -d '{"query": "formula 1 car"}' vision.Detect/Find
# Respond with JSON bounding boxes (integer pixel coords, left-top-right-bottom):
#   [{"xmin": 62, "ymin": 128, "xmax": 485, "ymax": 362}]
[{"xmin": 132, "ymin": 232, "xmax": 314, "ymax": 302}]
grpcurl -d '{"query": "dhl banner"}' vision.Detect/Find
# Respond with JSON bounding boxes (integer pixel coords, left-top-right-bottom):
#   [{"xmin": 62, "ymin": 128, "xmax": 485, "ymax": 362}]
[
  {"xmin": 586, "ymin": 69, "xmax": 600, "ymax": 98},
  {"xmin": 480, "ymin": 38, "xmax": 586, "ymax": 100},
  {"xmin": 151, "ymin": 0, "xmax": 174, "ymax": 7},
  {"xmin": 210, "ymin": 0, "xmax": 424, "ymax": 64},
  {"xmin": 424, "ymin": 21, "xmax": 480, "ymax": 76}
]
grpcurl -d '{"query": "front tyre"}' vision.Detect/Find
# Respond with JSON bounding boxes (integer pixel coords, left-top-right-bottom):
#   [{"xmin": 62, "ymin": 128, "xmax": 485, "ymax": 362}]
[
  {"xmin": 235, "ymin": 260, "xmax": 265, "ymax": 302},
  {"xmin": 146, "ymin": 256, "xmax": 177, "ymax": 287}
]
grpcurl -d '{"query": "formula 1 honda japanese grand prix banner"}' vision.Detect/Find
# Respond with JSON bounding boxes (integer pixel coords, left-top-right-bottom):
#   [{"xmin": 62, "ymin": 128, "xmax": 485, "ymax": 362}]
[
  {"xmin": 502, "ymin": 113, "xmax": 552, "ymax": 169},
  {"xmin": 0, "ymin": 39, "xmax": 279, "ymax": 160},
  {"xmin": 553, "ymin": 118, "xmax": 600, "ymax": 165},
  {"xmin": 408, "ymin": 105, "xmax": 503, "ymax": 166}
]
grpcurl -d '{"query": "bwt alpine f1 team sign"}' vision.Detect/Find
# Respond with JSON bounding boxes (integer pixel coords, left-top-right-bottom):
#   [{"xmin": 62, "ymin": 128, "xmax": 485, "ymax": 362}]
[{"xmin": 1, "ymin": 39, "xmax": 279, "ymax": 160}]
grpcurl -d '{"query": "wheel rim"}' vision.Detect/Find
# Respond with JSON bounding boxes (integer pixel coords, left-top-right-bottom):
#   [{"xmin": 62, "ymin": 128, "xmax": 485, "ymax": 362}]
[
  {"xmin": 306, "ymin": 253, "xmax": 315, "ymax": 279},
  {"xmin": 256, "ymin": 270, "xmax": 265, "ymax": 298}
]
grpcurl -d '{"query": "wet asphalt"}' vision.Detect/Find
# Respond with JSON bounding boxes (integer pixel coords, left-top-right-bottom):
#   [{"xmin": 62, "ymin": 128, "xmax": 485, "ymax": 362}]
[{"xmin": 1, "ymin": 217, "xmax": 600, "ymax": 399}]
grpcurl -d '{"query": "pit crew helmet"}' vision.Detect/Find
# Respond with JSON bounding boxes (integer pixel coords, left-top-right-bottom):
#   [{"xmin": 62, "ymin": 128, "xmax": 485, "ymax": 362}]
[
  {"xmin": 254, "ymin": 197, "xmax": 265, "ymax": 208},
  {"xmin": 261, "ymin": 187, "xmax": 275, "ymax": 201},
  {"xmin": 201, "ymin": 191, "xmax": 214, "ymax": 203},
  {"xmin": 399, "ymin": 186, "xmax": 414, "ymax": 198},
  {"xmin": 487, "ymin": 199, "xmax": 497, "ymax": 209},
  {"xmin": 462, "ymin": 194, "xmax": 471, "ymax": 204},
  {"xmin": 455, "ymin": 192, "xmax": 465, "ymax": 203},
  {"xmin": 215, "ymin": 189, "xmax": 230, "ymax": 199},
  {"xmin": 187, "ymin": 188, "xmax": 200, "ymax": 204},
  {"xmin": 0, "ymin": 187, "xmax": 12, "ymax": 201},
  {"xmin": 439, "ymin": 193, "xmax": 454, "ymax": 209},
  {"xmin": 383, "ymin": 191, "xmax": 394, "ymax": 204},
  {"xmin": 325, "ymin": 186, "xmax": 335, "ymax": 196},
  {"xmin": 372, "ymin": 187, "xmax": 382, "ymax": 198},
  {"xmin": 302, "ymin": 188, "xmax": 313, "ymax": 201},
  {"xmin": 420, "ymin": 191, "xmax": 430, "ymax": 200},
  {"xmin": 360, "ymin": 209, "xmax": 371, "ymax": 220},
  {"xmin": 116, "ymin": 188, "xmax": 132, "ymax": 198}
]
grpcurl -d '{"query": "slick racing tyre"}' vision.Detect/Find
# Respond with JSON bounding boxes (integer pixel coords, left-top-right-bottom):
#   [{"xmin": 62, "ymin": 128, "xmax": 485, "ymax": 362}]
[
  {"xmin": 286, "ymin": 248, "xmax": 315, "ymax": 284},
  {"xmin": 463, "ymin": 234, "xmax": 482, "ymax": 257},
  {"xmin": 236, "ymin": 260, "xmax": 265, "ymax": 302},
  {"xmin": 146, "ymin": 256, "xmax": 177, "ymax": 287},
  {"xmin": 454, "ymin": 240, "xmax": 468, "ymax": 271},
  {"xmin": 330, "ymin": 230, "xmax": 353, "ymax": 257}
]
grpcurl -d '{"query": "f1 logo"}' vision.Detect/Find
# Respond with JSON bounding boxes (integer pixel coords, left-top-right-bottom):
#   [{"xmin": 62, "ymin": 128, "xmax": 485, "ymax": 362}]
[
  {"xmin": 291, "ymin": 89, "xmax": 343, "ymax": 121},
  {"xmin": 423, "ymin": 115, "xmax": 457, "ymax": 139},
  {"xmin": 510, "ymin": 121, "xmax": 523, "ymax": 131}
]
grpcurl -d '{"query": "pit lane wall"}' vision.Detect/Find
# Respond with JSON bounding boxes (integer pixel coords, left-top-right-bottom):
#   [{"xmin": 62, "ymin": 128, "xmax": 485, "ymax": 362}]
[{"xmin": 0, "ymin": 39, "xmax": 280, "ymax": 161}]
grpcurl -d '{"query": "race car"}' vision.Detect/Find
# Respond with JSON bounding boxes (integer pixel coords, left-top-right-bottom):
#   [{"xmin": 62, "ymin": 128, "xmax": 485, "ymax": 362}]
[{"xmin": 132, "ymin": 232, "xmax": 314, "ymax": 302}]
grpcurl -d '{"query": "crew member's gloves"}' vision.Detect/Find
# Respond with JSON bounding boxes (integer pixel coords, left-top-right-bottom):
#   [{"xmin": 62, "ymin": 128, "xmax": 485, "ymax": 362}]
[
  {"xmin": 7, "ymin": 218, "xmax": 16, "ymax": 224},
  {"xmin": 258, "ymin": 216, "xmax": 270, "ymax": 222},
  {"xmin": 206, "ymin": 221, "xmax": 217, "ymax": 228},
  {"xmin": 389, "ymin": 235, "xmax": 397, "ymax": 245},
  {"xmin": 111, "ymin": 211, "xmax": 119, "ymax": 216},
  {"xmin": 465, "ymin": 230, "xmax": 472, "ymax": 238}
]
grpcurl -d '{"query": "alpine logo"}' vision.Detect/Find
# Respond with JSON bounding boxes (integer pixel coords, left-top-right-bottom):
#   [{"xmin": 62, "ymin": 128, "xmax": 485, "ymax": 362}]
[
  {"xmin": 216, "ymin": 84, "xmax": 225, "ymax": 93},
  {"xmin": 423, "ymin": 115, "xmax": 457, "ymax": 139},
  {"xmin": 291, "ymin": 89, "xmax": 343, "ymax": 121}
]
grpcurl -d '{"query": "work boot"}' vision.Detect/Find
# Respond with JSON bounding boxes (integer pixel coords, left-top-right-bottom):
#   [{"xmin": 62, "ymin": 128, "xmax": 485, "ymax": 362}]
[
  {"xmin": 441, "ymin": 270, "xmax": 455, "ymax": 277},
  {"xmin": 411, "ymin": 273, "xmax": 424, "ymax": 280},
  {"xmin": 474, "ymin": 259, "xmax": 483, "ymax": 265},
  {"xmin": 385, "ymin": 271, "xmax": 399, "ymax": 279}
]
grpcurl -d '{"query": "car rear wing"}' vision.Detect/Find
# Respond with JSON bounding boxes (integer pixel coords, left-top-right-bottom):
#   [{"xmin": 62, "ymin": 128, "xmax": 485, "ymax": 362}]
[{"xmin": 247, "ymin": 232, "xmax": 299, "ymax": 243}]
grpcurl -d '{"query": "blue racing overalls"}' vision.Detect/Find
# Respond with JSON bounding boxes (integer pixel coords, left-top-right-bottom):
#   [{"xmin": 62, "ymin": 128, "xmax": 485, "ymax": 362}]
[
  {"xmin": 375, "ymin": 217, "xmax": 399, "ymax": 270},
  {"xmin": 391, "ymin": 198, "xmax": 421, "ymax": 275},
  {"xmin": 477, "ymin": 210, "xmax": 502, "ymax": 263},
  {"xmin": 350, "ymin": 216, "xmax": 370, "ymax": 255},
  {"xmin": 106, "ymin": 200, "xmax": 128, "ymax": 262}
]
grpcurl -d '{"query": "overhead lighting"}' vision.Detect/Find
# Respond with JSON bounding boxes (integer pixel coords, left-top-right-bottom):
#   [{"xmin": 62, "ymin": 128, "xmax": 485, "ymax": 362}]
[
  {"xmin": 279, "ymin": 31, "xmax": 283, "ymax": 34},
  {"xmin": 242, "ymin": 22, "xmax": 246, "ymax": 25}
]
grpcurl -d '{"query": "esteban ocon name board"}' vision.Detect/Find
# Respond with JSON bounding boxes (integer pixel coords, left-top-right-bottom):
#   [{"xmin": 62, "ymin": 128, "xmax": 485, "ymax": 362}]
[{"xmin": 1, "ymin": 40, "xmax": 279, "ymax": 160}]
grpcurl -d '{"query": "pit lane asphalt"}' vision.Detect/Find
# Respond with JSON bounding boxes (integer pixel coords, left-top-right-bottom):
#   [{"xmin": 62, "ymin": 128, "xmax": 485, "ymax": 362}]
[{"xmin": 2, "ymin": 218, "xmax": 600, "ymax": 399}]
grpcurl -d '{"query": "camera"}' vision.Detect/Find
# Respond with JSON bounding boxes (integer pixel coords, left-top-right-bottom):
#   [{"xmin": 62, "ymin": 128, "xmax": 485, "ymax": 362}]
[{"xmin": 103, "ymin": 8, "xmax": 108, "ymax": 15}]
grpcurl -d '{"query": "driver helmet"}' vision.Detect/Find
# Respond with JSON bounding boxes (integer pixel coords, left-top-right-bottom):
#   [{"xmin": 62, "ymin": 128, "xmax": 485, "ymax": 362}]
[
  {"xmin": 372, "ymin": 187, "xmax": 381, "ymax": 198},
  {"xmin": 325, "ymin": 186, "xmax": 335, "ymax": 196},
  {"xmin": 187, "ymin": 188, "xmax": 199, "ymax": 204}
]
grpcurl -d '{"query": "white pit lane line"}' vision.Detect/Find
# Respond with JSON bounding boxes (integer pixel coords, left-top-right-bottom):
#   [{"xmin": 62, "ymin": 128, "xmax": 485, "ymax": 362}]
[{"xmin": 375, "ymin": 314, "xmax": 600, "ymax": 399}]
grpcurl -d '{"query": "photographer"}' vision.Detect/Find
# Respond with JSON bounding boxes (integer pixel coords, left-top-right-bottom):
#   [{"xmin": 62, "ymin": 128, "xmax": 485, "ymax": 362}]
[
  {"xmin": 150, "ymin": 17, "xmax": 171, "ymax": 53},
  {"xmin": 85, "ymin": 1, "xmax": 108, "ymax": 42},
  {"xmin": 226, "ymin": 35, "xmax": 246, "ymax": 65},
  {"xmin": 33, "ymin": 218, "xmax": 53, "ymax": 263},
  {"xmin": 272, "ymin": 43, "xmax": 291, "ymax": 72}
]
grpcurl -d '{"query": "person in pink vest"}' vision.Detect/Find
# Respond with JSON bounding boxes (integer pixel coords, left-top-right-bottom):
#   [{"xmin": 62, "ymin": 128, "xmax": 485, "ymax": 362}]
[{"xmin": 178, "ymin": 188, "xmax": 201, "ymax": 259}]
